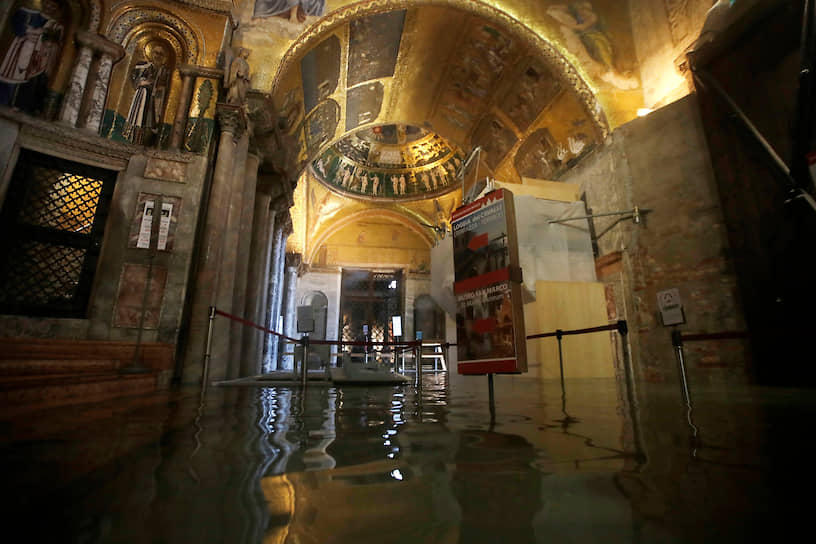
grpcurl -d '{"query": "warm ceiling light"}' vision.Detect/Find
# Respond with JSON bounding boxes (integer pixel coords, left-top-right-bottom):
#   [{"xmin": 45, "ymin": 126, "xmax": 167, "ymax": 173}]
[{"xmin": 637, "ymin": 108, "xmax": 654, "ymax": 117}]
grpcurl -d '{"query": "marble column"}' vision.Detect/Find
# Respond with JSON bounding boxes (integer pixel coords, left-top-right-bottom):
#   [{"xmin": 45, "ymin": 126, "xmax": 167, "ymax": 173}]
[
  {"xmin": 59, "ymin": 39, "xmax": 94, "ymax": 126},
  {"xmin": 84, "ymin": 53, "xmax": 114, "ymax": 132},
  {"xmin": 242, "ymin": 181, "xmax": 276, "ymax": 376},
  {"xmin": 61, "ymin": 31, "xmax": 123, "ymax": 130},
  {"xmin": 217, "ymin": 120, "xmax": 250, "ymax": 381},
  {"xmin": 182, "ymin": 104, "xmax": 246, "ymax": 383},
  {"xmin": 280, "ymin": 252, "xmax": 302, "ymax": 371},
  {"xmin": 84, "ymin": 38, "xmax": 124, "ymax": 132},
  {"xmin": 170, "ymin": 65, "xmax": 199, "ymax": 150},
  {"xmin": 263, "ymin": 212, "xmax": 286, "ymax": 371},
  {"xmin": 229, "ymin": 148, "xmax": 262, "ymax": 372}
]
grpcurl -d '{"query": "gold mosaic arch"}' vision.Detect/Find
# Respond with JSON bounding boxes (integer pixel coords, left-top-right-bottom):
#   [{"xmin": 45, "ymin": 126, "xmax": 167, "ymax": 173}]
[
  {"xmin": 306, "ymin": 208, "xmax": 435, "ymax": 264},
  {"xmin": 106, "ymin": 5, "xmax": 202, "ymax": 63},
  {"xmin": 270, "ymin": 0, "xmax": 609, "ymax": 136}
]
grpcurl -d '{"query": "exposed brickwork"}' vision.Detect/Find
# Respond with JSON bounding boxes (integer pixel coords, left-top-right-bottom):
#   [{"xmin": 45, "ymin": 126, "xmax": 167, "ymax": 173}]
[{"xmin": 564, "ymin": 95, "xmax": 750, "ymax": 386}]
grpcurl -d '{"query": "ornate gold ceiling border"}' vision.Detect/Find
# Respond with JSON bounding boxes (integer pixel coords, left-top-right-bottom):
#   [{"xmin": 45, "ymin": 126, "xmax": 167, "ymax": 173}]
[
  {"xmin": 306, "ymin": 207, "xmax": 435, "ymax": 264},
  {"xmin": 270, "ymin": 0, "xmax": 609, "ymax": 137},
  {"xmin": 171, "ymin": 0, "xmax": 233, "ymax": 14}
]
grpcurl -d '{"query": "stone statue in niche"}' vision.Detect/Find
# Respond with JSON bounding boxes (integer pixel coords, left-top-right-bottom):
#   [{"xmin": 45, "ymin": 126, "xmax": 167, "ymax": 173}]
[
  {"xmin": 123, "ymin": 42, "xmax": 170, "ymax": 145},
  {"xmin": 224, "ymin": 47, "xmax": 251, "ymax": 106},
  {"xmin": 254, "ymin": 0, "xmax": 326, "ymax": 24},
  {"xmin": 0, "ymin": 0, "xmax": 63, "ymax": 114}
]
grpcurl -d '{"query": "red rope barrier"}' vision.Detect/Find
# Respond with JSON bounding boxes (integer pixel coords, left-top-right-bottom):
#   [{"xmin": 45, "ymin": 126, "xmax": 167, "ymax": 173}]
[
  {"xmin": 526, "ymin": 323, "xmax": 620, "ymax": 340},
  {"xmin": 213, "ymin": 308, "xmax": 421, "ymax": 349},
  {"xmin": 213, "ymin": 309, "xmax": 301, "ymax": 343}
]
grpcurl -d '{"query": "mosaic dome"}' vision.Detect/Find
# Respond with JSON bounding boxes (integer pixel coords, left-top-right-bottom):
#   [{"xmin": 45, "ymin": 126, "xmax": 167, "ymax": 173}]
[{"xmin": 310, "ymin": 124, "xmax": 465, "ymax": 200}]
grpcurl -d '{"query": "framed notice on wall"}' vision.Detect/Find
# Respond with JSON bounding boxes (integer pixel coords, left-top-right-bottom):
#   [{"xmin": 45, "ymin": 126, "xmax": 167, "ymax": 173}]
[
  {"xmin": 451, "ymin": 188, "xmax": 526, "ymax": 374},
  {"xmin": 128, "ymin": 193, "xmax": 181, "ymax": 251}
]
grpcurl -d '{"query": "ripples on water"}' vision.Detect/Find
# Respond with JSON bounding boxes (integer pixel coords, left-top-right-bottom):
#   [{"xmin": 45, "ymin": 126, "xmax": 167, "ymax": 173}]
[{"xmin": 2, "ymin": 373, "xmax": 813, "ymax": 543}]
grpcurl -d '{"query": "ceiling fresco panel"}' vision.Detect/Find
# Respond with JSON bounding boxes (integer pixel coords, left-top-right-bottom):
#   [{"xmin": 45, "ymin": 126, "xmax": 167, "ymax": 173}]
[
  {"xmin": 347, "ymin": 10, "xmax": 407, "ymax": 87},
  {"xmin": 497, "ymin": 58, "xmax": 563, "ymax": 133},
  {"xmin": 345, "ymin": 81, "xmax": 384, "ymax": 131},
  {"xmin": 305, "ymin": 98, "xmax": 340, "ymax": 156},
  {"xmin": 432, "ymin": 21, "xmax": 518, "ymax": 137},
  {"xmin": 301, "ymin": 34, "xmax": 341, "ymax": 114},
  {"xmin": 470, "ymin": 114, "xmax": 518, "ymax": 171}
]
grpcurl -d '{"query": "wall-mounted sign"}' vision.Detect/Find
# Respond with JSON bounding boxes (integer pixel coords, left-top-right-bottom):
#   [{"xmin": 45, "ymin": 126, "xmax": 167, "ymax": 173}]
[
  {"xmin": 451, "ymin": 188, "xmax": 526, "ymax": 374},
  {"xmin": 657, "ymin": 288, "xmax": 685, "ymax": 326},
  {"xmin": 297, "ymin": 305, "xmax": 315, "ymax": 333}
]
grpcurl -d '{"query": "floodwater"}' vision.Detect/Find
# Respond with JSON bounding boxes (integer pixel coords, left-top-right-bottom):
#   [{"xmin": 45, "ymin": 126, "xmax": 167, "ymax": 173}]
[{"xmin": 1, "ymin": 372, "xmax": 813, "ymax": 543}]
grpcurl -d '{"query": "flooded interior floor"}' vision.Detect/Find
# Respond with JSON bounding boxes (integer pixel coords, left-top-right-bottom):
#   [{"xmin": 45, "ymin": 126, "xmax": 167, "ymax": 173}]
[{"xmin": 1, "ymin": 371, "xmax": 813, "ymax": 543}]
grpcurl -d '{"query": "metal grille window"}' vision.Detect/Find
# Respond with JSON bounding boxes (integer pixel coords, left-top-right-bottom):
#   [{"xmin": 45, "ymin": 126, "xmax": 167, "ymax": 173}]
[
  {"xmin": 0, "ymin": 149, "xmax": 117, "ymax": 317},
  {"xmin": 339, "ymin": 269, "xmax": 402, "ymax": 352}
]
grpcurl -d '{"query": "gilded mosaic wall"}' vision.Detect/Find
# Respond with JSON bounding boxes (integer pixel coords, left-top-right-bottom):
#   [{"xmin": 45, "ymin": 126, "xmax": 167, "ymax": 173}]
[{"xmin": 254, "ymin": 1, "xmax": 639, "ymax": 186}]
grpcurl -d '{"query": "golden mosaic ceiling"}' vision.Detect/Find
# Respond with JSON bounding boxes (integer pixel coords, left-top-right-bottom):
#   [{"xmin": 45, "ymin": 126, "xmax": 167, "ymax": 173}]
[
  {"xmin": 266, "ymin": 1, "xmax": 638, "ymax": 184},
  {"xmin": 310, "ymin": 124, "xmax": 465, "ymax": 200}
]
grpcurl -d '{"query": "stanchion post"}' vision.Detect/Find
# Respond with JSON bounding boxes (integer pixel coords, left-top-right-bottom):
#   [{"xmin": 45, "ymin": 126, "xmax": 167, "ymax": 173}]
[
  {"xmin": 556, "ymin": 329, "xmax": 566, "ymax": 398},
  {"xmin": 415, "ymin": 339, "xmax": 423, "ymax": 387},
  {"xmin": 201, "ymin": 306, "xmax": 216, "ymax": 394},
  {"xmin": 671, "ymin": 329, "xmax": 699, "ymax": 449},
  {"xmin": 300, "ymin": 335, "xmax": 309, "ymax": 389},
  {"xmin": 488, "ymin": 373, "xmax": 496, "ymax": 426},
  {"xmin": 618, "ymin": 320, "xmax": 646, "ymax": 463}
]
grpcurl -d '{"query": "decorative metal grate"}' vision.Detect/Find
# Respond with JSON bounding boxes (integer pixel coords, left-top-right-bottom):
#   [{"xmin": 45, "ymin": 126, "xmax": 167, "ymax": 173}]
[
  {"xmin": 17, "ymin": 168, "xmax": 104, "ymax": 234},
  {"xmin": 0, "ymin": 241, "xmax": 84, "ymax": 305},
  {"xmin": 0, "ymin": 149, "xmax": 116, "ymax": 317}
]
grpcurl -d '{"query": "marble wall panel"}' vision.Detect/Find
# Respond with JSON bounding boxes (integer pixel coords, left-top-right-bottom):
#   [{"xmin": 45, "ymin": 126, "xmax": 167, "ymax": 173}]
[{"xmin": 113, "ymin": 263, "xmax": 168, "ymax": 329}]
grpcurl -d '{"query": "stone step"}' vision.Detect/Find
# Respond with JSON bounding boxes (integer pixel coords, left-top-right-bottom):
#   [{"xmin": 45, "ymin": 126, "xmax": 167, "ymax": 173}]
[
  {"xmin": 0, "ymin": 359, "xmax": 119, "ymax": 376},
  {"xmin": 0, "ymin": 370, "xmax": 158, "ymax": 415}
]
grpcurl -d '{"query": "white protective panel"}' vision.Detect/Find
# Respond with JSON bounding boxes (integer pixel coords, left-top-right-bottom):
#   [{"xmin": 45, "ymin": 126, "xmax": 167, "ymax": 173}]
[
  {"xmin": 430, "ymin": 234, "xmax": 457, "ymax": 317},
  {"xmin": 431, "ymin": 192, "xmax": 597, "ymax": 315},
  {"xmin": 513, "ymin": 196, "xmax": 596, "ymax": 297}
]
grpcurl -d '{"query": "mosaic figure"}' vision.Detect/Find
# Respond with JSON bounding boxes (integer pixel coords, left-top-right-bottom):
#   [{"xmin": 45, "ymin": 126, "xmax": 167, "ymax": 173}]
[
  {"xmin": 254, "ymin": 0, "xmax": 326, "ymax": 23},
  {"xmin": 0, "ymin": 0, "xmax": 63, "ymax": 113},
  {"xmin": 124, "ymin": 43, "xmax": 170, "ymax": 145},
  {"xmin": 547, "ymin": 2, "xmax": 638, "ymax": 90}
]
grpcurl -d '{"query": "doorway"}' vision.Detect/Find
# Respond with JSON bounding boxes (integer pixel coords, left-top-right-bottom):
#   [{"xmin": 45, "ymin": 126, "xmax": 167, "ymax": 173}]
[{"xmin": 339, "ymin": 269, "xmax": 403, "ymax": 350}]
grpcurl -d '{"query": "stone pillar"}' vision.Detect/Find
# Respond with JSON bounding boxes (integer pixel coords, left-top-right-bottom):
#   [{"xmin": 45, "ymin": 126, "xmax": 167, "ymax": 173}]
[
  {"xmin": 216, "ymin": 114, "xmax": 250, "ymax": 381},
  {"xmin": 242, "ymin": 181, "xmax": 277, "ymax": 376},
  {"xmin": 59, "ymin": 40, "xmax": 93, "ymax": 126},
  {"xmin": 229, "ymin": 147, "xmax": 262, "ymax": 371},
  {"xmin": 182, "ymin": 104, "xmax": 246, "ymax": 383},
  {"xmin": 170, "ymin": 65, "xmax": 199, "ymax": 149},
  {"xmin": 264, "ymin": 209, "xmax": 288, "ymax": 371},
  {"xmin": 280, "ymin": 252, "xmax": 302, "ymax": 371}
]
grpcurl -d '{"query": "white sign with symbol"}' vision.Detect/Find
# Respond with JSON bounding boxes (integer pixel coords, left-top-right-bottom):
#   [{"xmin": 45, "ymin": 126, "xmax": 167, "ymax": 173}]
[{"xmin": 657, "ymin": 288, "xmax": 685, "ymax": 326}]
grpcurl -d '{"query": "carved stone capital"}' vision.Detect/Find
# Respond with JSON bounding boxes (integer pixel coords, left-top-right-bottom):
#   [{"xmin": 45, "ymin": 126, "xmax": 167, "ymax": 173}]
[
  {"xmin": 284, "ymin": 252, "xmax": 302, "ymax": 269},
  {"xmin": 281, "ymin": 212, "xmax": 294, "ymax": 236},
  {"xmin": 257, "ymin": 174, "xmax": 287, "ymax": 198},
  {"xmin": 216, "ymin": 103, "xmax": 246, "ymax": 139},
  {"xmin": 76, "ymin": 30, "xmax": 125, "ymax": 61},
  {"xmin": 270, "ymin": 194, "xmax": 291, "ymax": 214},
  {"xmin": 178, "ymin": 63, "xmax": 224, "ymax": 80}
]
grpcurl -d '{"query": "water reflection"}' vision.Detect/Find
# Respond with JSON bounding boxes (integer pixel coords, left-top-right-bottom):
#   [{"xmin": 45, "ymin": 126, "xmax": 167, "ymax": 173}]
[{"xmin": 2, "ymin": 374, "xmax": 813, "ymax": 543}]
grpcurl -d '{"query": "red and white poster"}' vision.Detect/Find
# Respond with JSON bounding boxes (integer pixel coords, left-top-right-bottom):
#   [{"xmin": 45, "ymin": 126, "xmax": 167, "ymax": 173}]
[{"xmin": 451, "ymin": 188, "xmax": 526, "ymax": 374}]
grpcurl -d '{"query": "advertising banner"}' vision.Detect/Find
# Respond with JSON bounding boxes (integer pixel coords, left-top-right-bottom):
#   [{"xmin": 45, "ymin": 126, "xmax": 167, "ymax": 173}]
[{"xmin": 451, "ymin": 188, "xmax": 526, "ymax": 374}]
